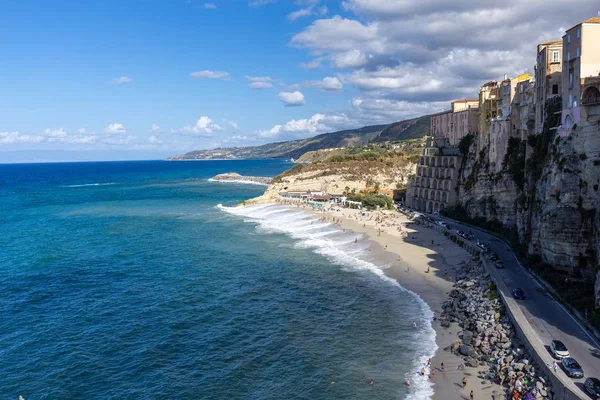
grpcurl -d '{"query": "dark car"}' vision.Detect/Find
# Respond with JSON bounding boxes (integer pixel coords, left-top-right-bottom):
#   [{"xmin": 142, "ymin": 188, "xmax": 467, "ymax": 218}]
[
  {"xmin": 560, "ymin": 357, "xmax": 584, "ymax": 378},
  {"xmin": 490, "ymin": 253, "xmax": 499, "ymax": 261},
  {"xmin": 512, "ymin": 288, "xmax": 526, "ymax": 300},
  {"xmin": 495, "ymin": 260, "xmax": 504, "ymax": 269},
  {"xmin": 584, "ymin": 377, "xmax": 600, "ymax": 399}
]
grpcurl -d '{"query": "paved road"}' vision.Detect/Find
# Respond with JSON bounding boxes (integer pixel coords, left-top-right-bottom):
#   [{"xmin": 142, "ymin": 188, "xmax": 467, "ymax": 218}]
[{"xmin": 433, "ymin": 214, "xmax": 600, "ymax": 395}]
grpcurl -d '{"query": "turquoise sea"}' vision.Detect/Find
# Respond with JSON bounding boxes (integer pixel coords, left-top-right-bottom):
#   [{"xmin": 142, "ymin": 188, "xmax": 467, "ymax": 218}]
[{"xmin": 0, "ymin": 160, "xmax": 435, "ymax": 399}]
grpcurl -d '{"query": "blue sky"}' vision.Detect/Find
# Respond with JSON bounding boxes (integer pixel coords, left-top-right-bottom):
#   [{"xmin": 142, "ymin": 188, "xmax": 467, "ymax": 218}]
[{"xmin": 1, "ymin": 0, "xmax": 598, "ymax": 161}]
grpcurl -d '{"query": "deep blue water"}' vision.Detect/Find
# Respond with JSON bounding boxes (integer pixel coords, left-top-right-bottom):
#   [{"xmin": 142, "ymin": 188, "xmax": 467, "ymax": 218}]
[{"xmin": 0, "ymin": 160, "xmax": 434, "ymax": 399}]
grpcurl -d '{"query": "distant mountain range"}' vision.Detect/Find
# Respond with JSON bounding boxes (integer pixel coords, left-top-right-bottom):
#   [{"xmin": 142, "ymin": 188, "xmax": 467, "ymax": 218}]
[{"xmin": 168, "ymin": 115, "xmax": 431, "ymax": 161}]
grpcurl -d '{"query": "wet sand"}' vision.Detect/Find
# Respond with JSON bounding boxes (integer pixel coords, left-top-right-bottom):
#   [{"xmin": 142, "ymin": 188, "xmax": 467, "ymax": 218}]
[{"xmin": 298, "ymin": 205, "xmax": 504, "ymax": 400}]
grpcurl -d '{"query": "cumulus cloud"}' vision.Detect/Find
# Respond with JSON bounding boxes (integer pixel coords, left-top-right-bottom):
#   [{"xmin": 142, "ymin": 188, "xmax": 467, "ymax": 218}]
[
  {"xmin": 246, "ymin": 76, "xmax": 274, "ymax": 89},
  {"xmin": 105, "ymin": 123, "xmax": 127, "ymax": 134},
  {"xmin": 278, "ymin": 91, "xmax": 305, "ymax": 106},
  {"xmin": 177, "ymin": 116, "xmax": 225, "ymax": 136},
  {"xmin": 151, "ymin": 124, "xmax": 160, "ymax": 132},
  {"xmin": 304, "ymin": 76, "xmax": 343, "ymax": 91},
  {"xmin": 111, "ymin": 76, "xmax": 133, "ymax": 85},
  {"xmin": 0, "ymin": 131, "xmax": 44, "ymax": 144},
  {"xmin": 190, "ymin": 70, "xmax": 231, "ymax": 80},
  {"xmin": 290, "ymin": 2, "xmax": 600, "ymax": 106},
  {"xmin": 149, "ymin": 135, "xmax": 162, "ymax": 144},
  {"xmin": 257, "ymin": 113, "xmax": 355, "ymax": 138},
  {"xmin": 44, "ymin": 127, "xmax": 68, "ymax": 138}
]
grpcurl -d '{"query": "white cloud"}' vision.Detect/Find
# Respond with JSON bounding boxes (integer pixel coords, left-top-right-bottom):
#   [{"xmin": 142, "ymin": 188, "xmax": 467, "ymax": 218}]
[
  {"xmin": 288, "ymin": 4, "xmax": 328, "ymax": 21},
  {"xmin": 257, "ymin": 113, "xmax": 356, "ymax": 138},
  {"xmin": 0, "ymin": 131, "xmax": 44, "ymax": 144},
  {"xmin": 77, "ymin": 128, "xmax": 88, "ymax": 134},
  {"xmin": 149, "ymin": 135, "xmax": 162, "ymax": 144},
  {"xmin": 151, "ymin": 124, "xmax": 160, "ymax": 132},
  {"xmin": 111, "ymin": 76, "xmax": 133, "ymax": 85},
  {"xmin": 44, "ymin": 127, "xmax": 68, "ymax": 138},
  {"xmin": 105, "ymin": 123, "xmax": 127, "ymax": 134},
  {"xmin": 299, "ymin": 58, "xmax": 323, "ymax": 69},
  {"xmin": 290, "ymin": 2, "xmax": 600, "ymax": 107},
  {"xmin": 278, "ymin": 91, "xmax": 305, "ymax": 106},
  {"xmin": 203, "ymin": 2, "xmax": 216, "ymax": 9},
  {"xmin": 189, "ymin": 70, "xmax": 231, "ymax": 80},
  {"xmin": 245, "ymin": 76, "xmax": 274, "ymax": 89},
  {"xmin": 177, "ymin": 116, "xmax": 225, "ymax": 136},
  {"xmin": 304, "ymin": 76, "xmax": 343, "ymax": 91},
  {"xmin": 226, "ymin": 120, "xmax": 239, "ymax": 130}
]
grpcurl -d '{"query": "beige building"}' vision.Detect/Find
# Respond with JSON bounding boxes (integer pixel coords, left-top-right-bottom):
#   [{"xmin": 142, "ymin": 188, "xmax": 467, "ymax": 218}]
[
  {"xmin": 431, "ymin": 100, "xmax": 478, "ymax": 146},
  {"xmin": 534, "ymin": 40, "xmax": 563, "ymax": 134},
  {"xmin": 511, "ymin": 78, "xmax": 536, "ymax": 140},
  {"xmin": 406, "ymin": 137, "xmax": 461, "ymax": 213},
  {"xmin": 560, "ymin": 17, "xmax": 600, "ymax": 134},
  {"xmin": 478, "ymin": 74, "xmax": 533, "ymax": 172}
]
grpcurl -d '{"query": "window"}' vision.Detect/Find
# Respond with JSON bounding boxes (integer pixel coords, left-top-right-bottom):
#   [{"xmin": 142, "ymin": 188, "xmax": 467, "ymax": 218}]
[
  {"xmin": 567, "ymin": 52, "xmax": 571, "ymax": 61},
  {"xmin": 577, "ymin": 28, "xmax": 581, "ymax": 38},
  {"xmin": 568, "ymin": 33, "xmax": 571, "ymax": 43},
  {"xmin": 552, "ymin": 51, "xmax": 560, "ymax": 63},
  {"xmin": 552, "ymin": 84, "xmax": 559, "ymax": 95},
  {"xmin": 576, "ymin": 48, "xmax": 580, "ymax": 58},
  {"xmin": 569, "ymin": 70, "xmax": 573, "ymax": 88}
]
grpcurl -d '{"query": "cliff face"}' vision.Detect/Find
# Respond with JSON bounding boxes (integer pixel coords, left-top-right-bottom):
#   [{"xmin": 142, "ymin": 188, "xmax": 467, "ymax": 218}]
[{"xmin": 454, "ymin": 103, "xmax": 600, "ymax": 309}]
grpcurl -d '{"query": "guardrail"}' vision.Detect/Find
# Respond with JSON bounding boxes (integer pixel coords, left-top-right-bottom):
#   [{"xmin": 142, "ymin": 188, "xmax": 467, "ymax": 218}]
[{"xmin": 435, "ymin": 226, "xmax": 586, "ymax": 399}]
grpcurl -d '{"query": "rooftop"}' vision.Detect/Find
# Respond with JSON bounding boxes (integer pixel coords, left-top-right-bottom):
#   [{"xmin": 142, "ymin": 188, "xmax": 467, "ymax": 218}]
[
  {"xmin": 584, "ymin": 17, "xmax": 600, "ymax": 24},
  {"xmin": 539, "ymin": 40, "xmax": 562, "ymax": 46},
  {"xmin": 451, "ymin": 99, "xmax": 478, "ymax": 103}
]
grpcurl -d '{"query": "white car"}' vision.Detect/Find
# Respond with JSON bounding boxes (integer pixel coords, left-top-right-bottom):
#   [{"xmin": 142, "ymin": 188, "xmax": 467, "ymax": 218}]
[{"xmin": 550, "ymin": 340, "xmax": 570, "ymax": 359}]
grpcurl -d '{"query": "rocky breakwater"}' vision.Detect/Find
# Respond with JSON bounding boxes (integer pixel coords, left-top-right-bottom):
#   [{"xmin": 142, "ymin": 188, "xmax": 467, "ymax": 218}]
[
  {"xmin": 441, "ymin": 260, "xmax": 553, "ymax": 399},
  {"xmin": 209, "ymin": 173, "xmax": 271, "ymax": 185}
]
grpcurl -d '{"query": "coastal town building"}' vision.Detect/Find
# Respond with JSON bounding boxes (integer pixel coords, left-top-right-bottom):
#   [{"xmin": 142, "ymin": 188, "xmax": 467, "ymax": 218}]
[
  {"xmin": 535, "ymin": 40, "xmax": 563, "ymax": 134},
  {"xmin": 405, "ymin": 136, "xmax": 461, "ymax": 213},
  {"xmin": 560, "ymin": 17, "xmax": 600, "ymax": 135},
  {"xmin": 511, "ymin": 78, "xmax": 536, "ymax": 140},
  {"xmin": 478, "ymin": 74, "xmax": 533, "ymax": 172},
  {"xmin": 430, "ymin": 100, "xmax": 479, "ymax": 146}
]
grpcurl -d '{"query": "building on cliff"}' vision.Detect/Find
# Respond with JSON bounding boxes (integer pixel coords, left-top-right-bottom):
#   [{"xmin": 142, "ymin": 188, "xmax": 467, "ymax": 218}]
[
  {"xmin": 405, "ymin": 136, "xmax": 461, "ymax": 213},
  {"xmin": 478, "ymin": 73, "xmax": 534, "ymax": 173},
  {"xmin": 430, "ymin": 100, "xmax": 479, "ymax": 146},
  {"xmin": 534, "ymin": 40, "xmax": 563, "ymax": 134},
  {"xmin": 560, "ymin": 17, "xmax": 600, "ymax": 136}
]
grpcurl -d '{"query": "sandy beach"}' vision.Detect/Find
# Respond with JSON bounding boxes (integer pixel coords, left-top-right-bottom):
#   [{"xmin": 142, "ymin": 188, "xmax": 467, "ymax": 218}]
[{"xmin": 291, "ymin": 203, "xmax": 504, "ymax": 400}]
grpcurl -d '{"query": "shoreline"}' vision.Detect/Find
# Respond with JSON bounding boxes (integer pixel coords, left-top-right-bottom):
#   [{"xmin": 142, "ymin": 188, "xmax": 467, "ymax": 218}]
[{"xmin": 287, "ymin": 202, "xmax": 505, "ymax": 399}]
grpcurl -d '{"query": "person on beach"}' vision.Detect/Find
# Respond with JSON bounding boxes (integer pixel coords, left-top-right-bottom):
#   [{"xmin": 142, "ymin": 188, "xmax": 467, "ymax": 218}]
[
  {"xmin": 440, "ymin": 362, "xmax": 444, "ymax": 371},
  {"xmin": 462, "ymin": 377, "xmax": 467, "ymax": 388},
  {"xmin": 427, "ymin": 359, "xmax": 431, "ymax": 367},
  {"xmin": 552, "ymin": 361, "xmax": 558, "ymax": 373},
  {"xmin": 429, "ymin": 369, "xmax": 435, "ymax": 380},
  {"xmin": 405, "ymin": 378, "xmax": 411, "ymax": 388},
  {"xmin": 425, "ymin": 266, "xmax": 430, "ymax": 273},
  {"xmin": 354, "ymin": 238, "xmax": 358, "ymax": 243},
  {"xmin": 420, "ymin": 367, "xmax": 425, "ymax": 376},
  {"xmin": 369, "ymin": 379, "xmax": 374, "ymax": 385},
  {"xmin": 470, "ymin": 390, "xmax": 474, "ymax": 400},
  {"xmin": 412, "ymin": 321, "xmax": 417, "ymax": 328}
]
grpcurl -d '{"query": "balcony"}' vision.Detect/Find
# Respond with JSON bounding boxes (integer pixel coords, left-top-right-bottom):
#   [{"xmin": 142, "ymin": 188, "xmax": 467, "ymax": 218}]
[{"xmin": 582, "ymin": 96, "xmax": 600, "ymax": 106}]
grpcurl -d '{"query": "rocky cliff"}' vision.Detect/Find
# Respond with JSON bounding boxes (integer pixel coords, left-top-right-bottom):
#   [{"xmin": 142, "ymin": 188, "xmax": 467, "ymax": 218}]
[
  {"xmin": 451, "ymin": 101, "xmax": 600, "ymax": 312},
  {"xmin": 244, "ymin": 157, "xmax": 416, "ymax": 205}
]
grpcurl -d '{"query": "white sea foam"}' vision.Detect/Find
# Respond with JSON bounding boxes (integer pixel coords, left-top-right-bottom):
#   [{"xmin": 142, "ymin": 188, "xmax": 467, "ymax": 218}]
[
  {"xmin": 63, "ymin": 182, "xmax": 117, "ymax": 188},
  {"xmin": 217, "ymin": 203, "xmax": 438, "ymax": 400},
  {"xmin": 207, "ymin": 178, "xmax": 268, "ymax": 186}
]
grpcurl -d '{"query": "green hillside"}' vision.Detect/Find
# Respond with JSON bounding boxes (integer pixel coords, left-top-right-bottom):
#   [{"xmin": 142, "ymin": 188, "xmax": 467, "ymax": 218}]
[{"xmin": 168, "ymin": 115, "xmax": 431, "ymax": 160}]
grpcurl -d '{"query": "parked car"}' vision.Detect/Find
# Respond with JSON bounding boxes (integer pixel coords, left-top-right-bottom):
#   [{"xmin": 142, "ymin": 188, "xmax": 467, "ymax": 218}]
[
  {"xmin": 550, "ymin": 340, "xmax": 570, "ymax": 359},
  {"xmin": 465, "ymin": 233, "xmax": 475, "ymax": 240},
  {"xmin": 495, "ymin": 260, "xmax": 504, "ymax": 269},
  {"xmin": 456, "ymin": 230, "xmax": 466, "ymax": 238},
  {"xmin": 584, "ymin": 377, "xmax": 600, "ymax": 399},
  {"xmin": 490, "ymin": 253, "xmax": 499, "ymax": 261},
  {"xmin": 512, "ymin": 288, "xmax": 526, "ymax": 300},
  {"xmin": 477, "ymin": 240, "xmax": 490, "ymax": 252},
  {"xmin": 560, "ymin": 357, "xmax": 584, "ymax": 378}
]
